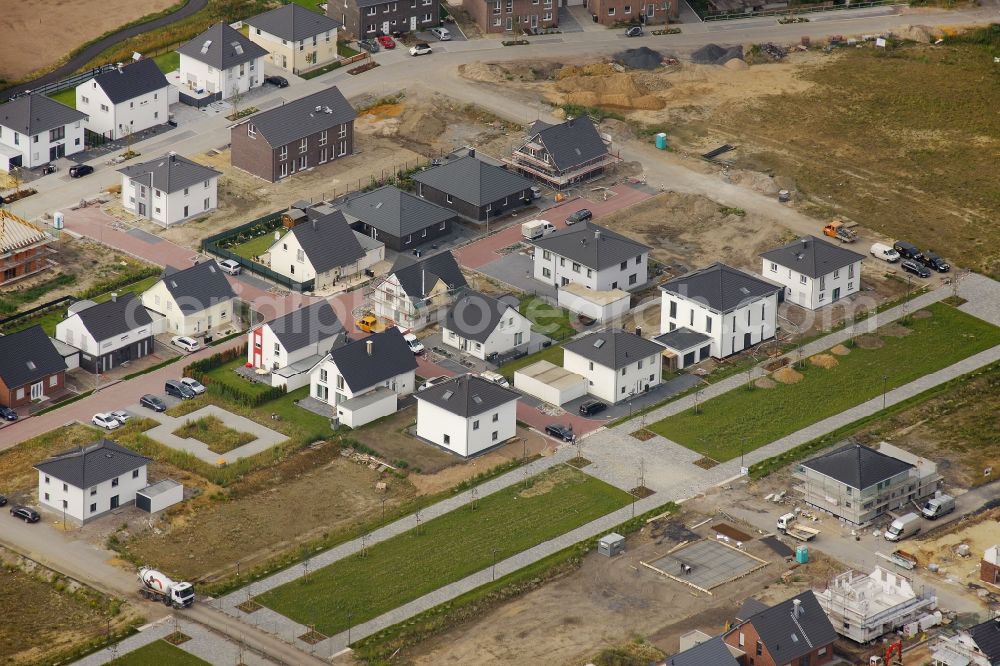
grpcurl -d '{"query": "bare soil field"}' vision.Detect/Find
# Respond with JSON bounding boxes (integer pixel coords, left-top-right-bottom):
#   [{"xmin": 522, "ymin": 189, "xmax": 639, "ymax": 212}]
[
  {"xmin": 404, "ymin": 508, "xmax": 843, "ymax": 665},
  {"xmin": 0, "ymin": 0, "xmax": 177, "ymax": 81},
  {"xmin": 909, "ymin": 507, "xmax": 1000, "ymax": 588}
]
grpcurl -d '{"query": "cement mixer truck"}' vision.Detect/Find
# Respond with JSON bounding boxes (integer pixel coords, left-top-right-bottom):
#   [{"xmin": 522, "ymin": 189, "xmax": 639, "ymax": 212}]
[{"xmin": 137, "ymin": 566, "xmax": 194, "ymax": 608}]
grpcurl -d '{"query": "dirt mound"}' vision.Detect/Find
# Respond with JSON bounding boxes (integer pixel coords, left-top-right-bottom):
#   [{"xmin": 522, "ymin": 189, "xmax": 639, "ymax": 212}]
[
  {"xmin": 556, "ymin": 71, "xmax": 666, "ymax": 111},
  {"xmin": 898, "ymin": 24, "xmax": 939, "ymax": 43},
  {"xmin": 600, "ymin": 118, "xmax": 635, "ymax": 141},
  {"xmin": 724, "ymin": 58, "xmax": 749, "ymax": 70},
  {"xmin": 398, "ymin": 108, "xmax": 446, "ymax": 145},
  {"xmin": 691, "ymin": 43, "xmax": 743, "ymax": 66},
  {"xmin": 773, "ymin": 367, "xmax": 803, "ymax": 384},
  {"xmin": 830, "ymin": 344, "xmax": 851, "ymax": 356},
  {"xmin": 809, "ymin": 353, "xmax": 839, "ymax": 369},
  {"xmin": 458, "ymin": 62, "xmax": 507, "ymax": 84},
  {"xmin": 912, "ymin": 309, "xmax": 933, "ymax": 319},
  {"xmin": 613, "ymin": 47, "xmax": 665, "ymax": 71},
  {"xmin": 855, "ymin": 334, "xmax": 884, "ymax": 349},
  {"xmin": 755, "ymin": 377, "xmax": 778, "ymax": 389},
  {"xmin": 557, "ymin": 63, "xmax": 617, "ymax": 79},
  {"xmin": 880, "ymin": 324, "xmax": 912, "ymax": 338}
]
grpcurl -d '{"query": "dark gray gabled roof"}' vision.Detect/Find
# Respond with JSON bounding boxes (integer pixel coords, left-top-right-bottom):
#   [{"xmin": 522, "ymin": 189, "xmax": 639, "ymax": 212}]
[
  {"xmin": 739, "ymin": 591, "xmax": 837, "ymax": 664},
  {"xmin": 118, "ymin": 153, "xmax": 221, "ymax": 195},
  {"xmin": 340, "ymin": 186, "xmax": 455, "ymax": 239},
  {"xmin": 265, "ymin": 300, "xmax": 343, "ymax": 353},
  {"xmin": 801, "ymin": 443, "xmax": 913, "ymax": 490},
  {"xmin": 661, "ymin": 263, "xmax": 781, "ymax": 313},
  {"xmin": 91, "ymin": 59, "xmax": 169, "ymax": 105},
  {"xmin": 533, "ymin": 222, "xmax": 650, "ymax": 271},
  {"xmin": 160, "ymin": 262, "xmax": 236, "ymax": 315},
  {"xmin": 413, "ymin": 155, "xmax": 534, "ymax": 207},
  {"xmin": 286, "ymin": 210, "xmax": 366, "ymax": 274},
  {"xmin": 245, "ymin": 3, "xmax": 343, "ymax": 41},
  {"xmin": 527, "ymin": 116, "xmax": 609, "ymax": 171},
  {"xmin": 760, "ymin": 235, "xmax": 865, "ymax": 279},
  {"xmin": 34, "ymin": 439, "xmax": 150, "ymax": 488},
  {"xmin": 667, "ymin": 637, "xmax": 740, "ymax": 666},
  {"xmin": 444, "ymin": 290, "xmax": 517, "ymax": 344},
  {"xmin": 564, "ymin": 329, "xmax": 663, "ymax": 370},
  {"xmin": 326, "ymin": 327, "xmax": 417, "ymax": 392},
  {"xmin": 736, "ymin": 597, "xmax": 770, "ymax": 622},
  {"xmin": 969, "ymin": 618, "xmax": 1000, "ymax": 664},
  {"xmin": 74, "ymin": 293, "xmax": 153, "ymax": 342},
  {"xmin": 243, "ymin": 86, "xmax": 355, "ymax": 148},
  {"xmin": 654, "ymin": 327, "xmax": 712, "ymax": 353},
  {"xmin": 177, "ymin": 22, "xmax": 268, "ymax": 70},
  {"xmin": 0, "ymin": 325, "xmax": 67, "ymax": 388},
  {"xmin": 0, "ymin": 94, "xmax": 87, "ymax": 136},
  {"xmin": 416, "ymin": 373, "xmax": 519, "ymax": 417},
  {"xmin": 390, "ymin": 251, "xmax": 467, "ymax": 299}
]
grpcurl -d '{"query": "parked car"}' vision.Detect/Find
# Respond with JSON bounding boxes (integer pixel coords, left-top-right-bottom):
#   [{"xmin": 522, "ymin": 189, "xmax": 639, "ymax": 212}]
[
  {"xmin": 140, "ymin": 394, "xmax": 167, "ymax": 412},
  {"xmin": 180, "ymin": 377, "xmax": 207, "ymax": 395},
  {"xmin": 0, "ymin": 495, "xmax": 7, "ymax": 506},
  {"xmin": 479, "ymin": 370, "xmax": 510, "ymax": 388},
  {"xmin": 430, "ymin": 27, "xmax": 452, "ymax": 41},
  {"xmin": 920, "ymin": 250, "xmax": 951, "ymax": 273},
  {"xmin": 625, "ymin": 26, "xmax": 643, "ymax": 37},
  {"xmin": 409, "ymin": 43, "xmax": 432, "ymax": 56},
  {"xmin": 264, "ymin": 75, "xmax": 288, "ymax": 88},
  {"xmin": 419, "ymin": 375, "xmax": 450, "ymax": 391},
  {"xmin": 171, "ymin": 336, "xmax": 200, "ymax": 353},
  {"xmin": 377, "ymin": 35, "xmax": 396, "ymax": 49},
  {"xmin": 217, "ymin": 258, "xmax": 241, "ymax": 275},
  {"xmin": 402, "ymin": 333, "xmax": 424, "ymax": 355},
  {"xmin": 578, "ymin": 399, "xmax": 607, "ymax": 417},
  {"xmin": 356, "ymin": 314, "xmax": 378, "ymax": 333},
  {"xmin": 892, "ymin": 240, "xmax": 923, "ymax": 261},
  {"xmin": 565, "ymin": 208, "xmax": 592, "ymax": 225},
  {"xmin": 69, "ymin": 164, "xmax": 94, "ymax": 178},
  {"xmin": 358, "ymin": 39, "xmax": 380, "ymax": 53},
  {"xmin": 900, "ymin": 259, "xmax": 931, "ymax": 278},
  {"xmin": 165, "ymin": 380, "xmax": 196, "ymax": 400},
  {"xmin": 0, "ymin": 406, "xmax": 17, "ymax": 421},
  {"xmin": 91, "ymin": 413, "xmax": 121, "ymax": 430},
  {"xmin": 109, "ymin": 410, "xmax": 131, "ymax": 423},
  {"xmin": 10, "ymin": 506, "xmax": 40, "ymax": 523},
  {"xmin": 869, "ymin": 243, "xmax": 900, "ymax": 263},
  {"xmin": 545, "ymin": 424, "xmax": 576, "ymax": 442}
]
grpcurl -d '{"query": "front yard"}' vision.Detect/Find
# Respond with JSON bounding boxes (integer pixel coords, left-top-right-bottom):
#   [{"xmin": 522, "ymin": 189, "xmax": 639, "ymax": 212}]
[
  {"xmin": 519, "ymin": 296, "xmax": 576, "ymax": 341},
  {"xmin": 648, "ymin": 303, "xmax": 1000, "ymax": 462},
  {"xmin": 229, "ymin": 228, "xmax": 283, "ymax": 261}
]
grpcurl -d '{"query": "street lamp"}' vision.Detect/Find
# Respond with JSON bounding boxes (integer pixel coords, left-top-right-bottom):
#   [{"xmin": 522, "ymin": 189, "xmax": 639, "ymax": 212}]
[
  {"xmin": 491, "ymin": 548, "xmax": 499, "ymax": 581},
  {"xmin": 741, "ymin": 436, "xmax": 747, "ymax": 473},
  {"xmin": 882, "ymin": 374, "xmax": 888, "ymax": 409},
  {"xmin": 347, "ymin": 610, "xmax": 353, "ymax": 645}
]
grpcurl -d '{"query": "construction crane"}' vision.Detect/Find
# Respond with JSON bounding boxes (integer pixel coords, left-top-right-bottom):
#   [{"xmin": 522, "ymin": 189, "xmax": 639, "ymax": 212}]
[{"xmin": 869, "ymin": 640, "xmax": 903, "ymax": 666}]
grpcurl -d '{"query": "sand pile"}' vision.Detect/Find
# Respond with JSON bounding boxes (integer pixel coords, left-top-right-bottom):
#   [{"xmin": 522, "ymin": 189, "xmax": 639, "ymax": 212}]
[
  {"xmin": 830, "ymin": 344, "xmax": 851, "ymax": 356},
  {"xmin": 556, "ymin": 70, "xmax": 665, "ymax": 110},
  {"xmin": 912, "ymin": 309, "xmax": 933, "ymax": 319},
  {"xmin": 773, "ymin": 367, "xmax": 804, "ymax": 384},
  {"xmin": 458, "ymin": 62, "xmax": 507, "ymax": 83},
  {"xmin": 724, "ymin": 58, "xmax": 749, "ymax": 70},
  {"xmin": 398, "ymin": 108, "xmax": 446, "ymax": 145},
  {"xmin": 691, "ymin": 43, "xmax": 744, "ymax": 66},
  {"xmin": 880, "ymin": 323, "xmax": 912, "ymax": 338},
  {"xmin": 613, "ymin": 46, "xmax": 665, "ymax": 70},
  {"xmin": 898, "ymin": 24, "xmax": 939, "ymax": 43},
  {"xmin": 755, "ymin": 377, "xmax": 778, "ymax": 389},
  {"xmin": 855, "ymin": 334, "xmax": 884, "ymax": 350},
  {"xmin": 809, "ymin": 353, "xmax": 839, "ymax": 369}
]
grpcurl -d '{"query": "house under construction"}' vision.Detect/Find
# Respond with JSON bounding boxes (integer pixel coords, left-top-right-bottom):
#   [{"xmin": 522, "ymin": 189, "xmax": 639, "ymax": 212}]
[{"xmin": 815, "ymin": 566, "xmax": 937, "ymax": 643}]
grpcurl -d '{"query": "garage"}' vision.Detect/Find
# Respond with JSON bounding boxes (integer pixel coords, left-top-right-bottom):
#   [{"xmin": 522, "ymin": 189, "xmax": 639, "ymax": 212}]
[
  {"xmin": 654, "ymin": 328, "xmax": 714, "ymax": 371},
  {"xmin": 514, "ymin": 360, "xmax": 588, "ymax": 406},
  {"xmin": 136, "ymin": 479, "xmax": 183, "ymax": 514}
]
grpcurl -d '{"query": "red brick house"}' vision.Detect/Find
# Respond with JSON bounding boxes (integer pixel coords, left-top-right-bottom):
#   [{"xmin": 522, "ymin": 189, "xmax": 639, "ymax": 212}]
[
  {"xmin": 463, "ymin": 0, "xmax": 558, "ymax": 34},
  {"xmin": 0, "ymin": 209, "xmax": 56, "ymax": 287},
  {"xmin": 983, "ymin": 546, "xmax": 1000, "ymax": 588},
  {"xmin": 0, "ymin": 325, "xmax": 68, "ymax": 408},
  {"xmin": 723, "ymin": 591, "xmax": 837, "ymax": 666},
  {"xmin": 587, "ymin": 0, "xmax": 677, "ymax": 26}
]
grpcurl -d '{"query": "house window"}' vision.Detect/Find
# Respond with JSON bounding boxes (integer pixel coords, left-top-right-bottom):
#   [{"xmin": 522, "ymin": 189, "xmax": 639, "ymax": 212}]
[
  {"xmin": 689, "ymin": 310, "xmax": 694, "ymax": 326},
  {"xmin": 132, "ymin": 469, "xmax": 140, "ymax": 479},
  {"xmin": 63, "ymin": 500, "xmax": 68, "ymax": 509},
  {"xmin": 572, "ymin": 262, "xmax": 581, "ymax": 273},
  {"xmin": 492, "ymin": 413, "xmax": 499, "ymax": 422},
  {"xmin": 493, "ymin": 16, "xmax": 502, "ymax": 24},
  {"xmin": 589, "ymin": 361, "xmax": 594, "ymax": 370},
  {"xmin": 492, "ymin": 431, "xmax": 499, "ymax": 441},
  {"xmin": 439, "ymin": 221, "xmax": 446, "ymax": 230},
  {"xmin": 706, "ymin": 317, "xmax": 712, "ymax": 333},
  {"xmin": 90, "ymin": 487, "xmax": 97, "ymax": 496},
  {"xmin": 280, "ymin": 162, "xmax": 288, "ymax": 178},
  {"xmin": 848, "ymin": 263, "xmax": 855, "ymax": 279},
  {"xmin": 101, "ymin": 104, "xmax": 109, "ymax": 112},
  {"xmin": 320, "ymin": 369, "xmax": 328, "ymax": 382},
  {"xmin": 44, "ymin": 493, "xmax": 49, "ymax": 501},
  {"xmin": 834, "ymin": 269, "xmax": 840, "ymax": 279},
  {"xmin": 248, "ymin": 124, "xmax": 256, "ymax": 139},
  {"xmin": 319, "ymin": 130, "xmax": 327, "ymax": 146},
  {"xmin": 669, "ymin": 301, "xmax": 677, "ymax": 318},
  {"xmin": 300, "ymin": 138, "xmax": 308, "ymax": 153},
  {"xmin": 443, "ymin": 434, "xmax": 450, "ymax": 444},
  {"xmin": 204, "ymin": 198, "xmax": 210, "ymax": 210},
  {"xmin": 112, "ymin": 478, "xmax": 119, "ymax": 487},
  {"xmin": 607, "ymin": 6, "xmax": 615, "ymax": 14},
  {"xmin": 542, "ymin": 267, "xmax": 551, "ymax": 278},
  {"xmin": 819, "ymin": 647, "xmax": 827, "ymax": 656},
  {"xmin": 473, "ymin": 420, "xmax": 480, "ymax": 430},
  {"xmin": 338, "ymin": 140, "xmax": 347, "ymax": 156},
  {"xmin": 367, "ymin": 6, "xmax": 376, "ymax": 14},
  {"xmin": 638, "ymin": 359, "xmax": 644, "ymax": 369},
  {"xmin": 542, "ymin": 250, "xmax": 551, "ymax": 260},
  {"xmin": 819, "ymin": 275, "xmax": 826, "ymax": 290},
  {"xmin": 422, "ymin": 12, "xmax": 432, "ymax": 20},
  {"xmin": 543, "ymin": 9, "xmax": 551, "ymax": 17},
  {"xmin": 629, "ymin": 273, "xmax": 637, "ymax": 285},
  {"xmin": 90, "ymin": 503, "xmax": 97, "ymax": 513},
  {"xmin": 319, "ymin": 147, "xmax": 328, "ymax": 164},
  {"xmin": 848, "ymin": 281, "xmax": 854, "ymax": 290},
  {"xmin": 624, "ymin": 4, "xmax": 631, "ymax": 11},
  {"xmin": 620, "ymin": 260, "xmax": 627, "ymax": 270},
  {"xmin": 81, "ymin": 95, "xmax": 89, "ymax": 104},
  {"xmin": 279, "ymin": 145, "xmax": 288, "ymax": 160},
  {"xmin": 49, "ymin": 375, "xmax": 57, "ymax": 387},
  {"xmin": 63, "ymin": 482, "xmax": 68, "ymax": 491},
  {"xmin": 769, "ymin": 261, "xmax": 777, "ymax": 272},
  {"xmin": 799, "ymin": 274, "xmax": 807, "ymax": 284},
  {"xmin": 755, "ymin": 641, "xmax": 763, "ymax": 657},
  {"xmin": 336, "ymin": 375, "xmax": 344, "ymax": 390}
]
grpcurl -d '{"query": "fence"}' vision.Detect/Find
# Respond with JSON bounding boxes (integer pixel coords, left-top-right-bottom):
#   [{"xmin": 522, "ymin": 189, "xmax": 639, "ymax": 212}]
[
  {"xmin": 0, "ymin": 295, "xmax": 75, "ymax": 332},
  {"xmin": 698, "ymin": 0, "xmax": 898, "ymax": 20},
  {"xmin": 10, "ymin": 65, "xmax": 118, "ymax": 100}
]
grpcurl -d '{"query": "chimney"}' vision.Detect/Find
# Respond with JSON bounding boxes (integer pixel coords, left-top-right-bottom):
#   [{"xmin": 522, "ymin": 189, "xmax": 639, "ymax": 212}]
[
  {"xmin": 116, "ymin": 62, "xmax": 123, "ymax": 73},
  {"xmin": 421, "ymin": 269, "xmax": 426, "ymax": 295},
  {"xmin": 635, "ymin": 326, "xmax": 641, "ymax": 336},
  {"xmin": 595, "ymin": 229, "xmax": 601, "ymax": 241},
  {"xmin": 366, "ymin": 339, "xmax": 373, "ymax": 356},
  {"xmin": 111, "ymin": 292, "xmax": 118, "ymax": 302},
  {"xmin": 468, "ymin": 148, "xmax": 476, "ymax": 158},
  {"xmin": 800, "ymin": 237, "xmax": 809, "ymax": 248},
  {"xmin": 312, "ymin": 218, "xmax": 316, "ymax": 230},
  {"xmin": 792, "ymin": 598, "xmax": 802, "ymax": 618}
]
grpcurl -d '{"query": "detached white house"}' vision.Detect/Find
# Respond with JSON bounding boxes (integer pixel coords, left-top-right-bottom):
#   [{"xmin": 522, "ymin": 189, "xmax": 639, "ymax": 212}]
[
  {"xmin": 0, "ymin": 94, "xmax": 87, "ymax": 171},
  {"xmin": 563, "ymin": 329, "xmax": 663, "ymax": 404},
  {"xmin": 35, "ymin": 439, "xmax": 151, "ymax": 524},
  {"xmin": 371, "ymin": 251, "xmax": 468, "ymax": 331},
  {"xmin": 760, "ymin": 236, "xmax": 865, "ymax": 310},
  {"xmin": 76, "ymin": 59, "xmax": 171, "ymax": 141},
  {"xmin": 55, "ymin": 293, "xmax": 154, "ymax": 374},
  {"xmin": 245, "ymin": 3, "xmax": 343, "ymax": 74},
  {"xmin": 141, "ymin": 262, "xmax": 238, "ymax": 336},
  {"xmin": 658, "ymin": 263, "xmax": 781, "ymax": 370},
  {"xmin": 176, "ymin": 22, "xmax": 268, "ymax": 100},
  {"xmin": 532, "ymin": 222, "xmax": 650, "ymax": 292},
  {"xmin": 248, "ymin": 299, "xmax": 343, "ymax": 390},
  {"xmin": 415, "ymin": 374, "xmax": 519, "ymax": 457},
  {"xmin": 442, "ymin": 290, "xmax": 531, "ymax": 360},
  {"xmin": 309, "ymin": 327, "xmax": 417, "ymax": 428},
  {"xmin": 119, "ymin": 153, "xmax": 222, "ymax": 226}
]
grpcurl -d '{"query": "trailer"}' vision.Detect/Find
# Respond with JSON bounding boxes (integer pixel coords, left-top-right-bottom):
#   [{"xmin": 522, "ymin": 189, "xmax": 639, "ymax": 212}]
[{"xmin": 776, "ymin": 513, "xmax": 820, "ymax": 541}]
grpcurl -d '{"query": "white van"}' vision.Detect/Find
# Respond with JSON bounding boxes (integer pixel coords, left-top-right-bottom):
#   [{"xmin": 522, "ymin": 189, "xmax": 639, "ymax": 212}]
[
  {"xmin": 522, "ymin": 219, "xmax": 555, "ymax": 240},
  {"xmin": 870, "ymin": 243, "xmax": 900, "ymax": 263},
  {"xmin": 884, "ymin": 512, "xmax": 922, "ymax": 542}
]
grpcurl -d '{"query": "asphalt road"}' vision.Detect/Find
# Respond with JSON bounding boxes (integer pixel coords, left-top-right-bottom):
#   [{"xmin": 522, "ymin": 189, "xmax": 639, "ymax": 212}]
[{"xmin": 0, "ymin": 0, "xmax": 209, "ymax": 101}]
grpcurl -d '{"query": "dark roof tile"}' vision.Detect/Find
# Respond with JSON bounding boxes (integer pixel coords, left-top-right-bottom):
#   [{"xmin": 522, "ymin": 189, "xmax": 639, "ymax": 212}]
[
  {"xmin": 801, "ymin": 443, "xmax": 913, "ymax": 490},
  {"xmin": 564, "ymin": 329, "xmax": 663, "ymax": 370},
  {"xmin": 760, "ymin": 235, "xmax": 865, "ymax": 279},
  {"xmin": 340, "ymin": 185, "xmax": 455, "ymax": 238},
  {"xmin": 661, "ymin": 262, "xmax": 781, "ymax": 313},
  {"xmin": 34, "ymin": 439, "xmax": 150, "ymax": 488},
  {"xmin": 264, "ymin": 300, "xmax": 343, "ymax": 353},
  {"xmin": 177, "ymin": 22, "xmax": 268, "ymax": 70},
  {"xmin": 532, "ymin": 222, "xmax": 650, "ymax": 271},
  {"xmin": 327, "ymin": 327, "xmax": 417, "ymax": 392},
  {"xmin": 73, "ymin": 293, "xmax": 153, "ymax": 342},
  {"xmin": 413, "ymin": 155, "xmax": 533, "ymax": 206},
  {"xmin": 90, "ymin": 59, "xmax": 169, "ymax": 105},
  {"xmin": 245, "ymin": 3, "xmax": 342, "ymax": 41},
  {"xmin": 0, "ymin": 326, "xmax": 67, "ymax": 388},
  {"xmin": 416, "ymin": 373, "xmax": 519, "ymax": 417}
]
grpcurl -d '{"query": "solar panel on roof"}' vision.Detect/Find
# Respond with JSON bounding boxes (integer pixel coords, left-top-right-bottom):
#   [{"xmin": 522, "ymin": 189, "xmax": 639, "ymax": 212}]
[
  {"xmin": 593, "ymin": 339, "xmax": 605, "ymax": 348},
  {"xmin": 472, "ymin": 395, "xmax": 482, "ymax": 404},
  {"xmin": 442, "ymin": 390, "xmax": 454, "ymax": 400},
  {"xmin": 201, "ymin": 40, "xmax": 212, "ymax": 53}
]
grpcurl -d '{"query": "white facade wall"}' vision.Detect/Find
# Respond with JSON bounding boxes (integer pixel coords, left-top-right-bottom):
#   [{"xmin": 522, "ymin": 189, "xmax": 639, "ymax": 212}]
[
  {"xmin": 762, "ymin": 258, "xmax": 862, "ymax": 310},
  {"xmin": 659, "ymin": 291, "xmax": 778, "ymax": 359},
  {"xmin": 309, "ymin": 357, "xmax": 415, "ymax": 407},
  {"xmin": 178, "ymin": 54, "xmax": 263, "ymax": 99},
  {"xmin": 0, "ymin": 119, "xmax": 86, "ymax": 170},
  {"xmin": 141, "ymin": 280, "xmax": 235, "ymax": 336},
  {"xmin": 121, "ymin": 174, "xmax": 218, "ymax": 226},
  {"xmin": 268, "ymin": 231, "xmax": 378, "ymax": 288},
  {"xmin": 534, "ymin": 249, "xmax": 648, "ymax": 291},
  {"xmin": 77, "ymin": 79, "xmax": 170, "ymax": 140},
  {"xmin": 441, "ymin": 307, "xmax": 531, "ymax": 360},
  {"xmin": 416, "ymin": 398, "xmax": 518, "ymax": 457},
  {"xmin": 557, "ymin": 287, "xmax": 630, "ymax": 323},
  {"xmin": 514, "ymin": 367, "xmax": 588, "ymax": 406},
  {"xmin": 55, "ymin": 312, "xmax": 152, "ymax": 357},
  {"xmin": 563, "ymin": 348, "xmax": 662, "ymax": 404},
  {"xmin": 37, "ymin": 465, "xmax": 147, "ymax": 523},
  {"xmin": 248, "ymin": 321, "xmax": 339, "ymax": 370},
  {"xmin": 337, "ymin": 390, "xmax": 397, "ymax": 428}
]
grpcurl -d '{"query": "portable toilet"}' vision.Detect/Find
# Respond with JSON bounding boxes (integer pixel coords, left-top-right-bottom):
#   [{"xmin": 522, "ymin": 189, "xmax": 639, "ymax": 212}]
[
  {"xmin": 655, "ymin": 133, "xmax": 668, "ymax": 150},
  {"xmin": 795, "ymin": 545, "xmax": 809, "ymax": 564},
  {"xmin": 598, "ymin": 532, "xmax": 626, "ymax": 557}
]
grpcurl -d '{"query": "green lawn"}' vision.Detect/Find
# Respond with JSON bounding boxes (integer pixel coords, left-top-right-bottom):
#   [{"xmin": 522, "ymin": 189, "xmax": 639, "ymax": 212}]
[
  {"xmin": 110, "ymin": 640, "xmax": 209, "ymax": 665},
  {"xmin": 153, "ymin": 51, "xmax": 180, "ymax": 74},
  {"xmin": 48, "ymin": 88, "xmax": 76, "ymax": 108},
  {"xmin": 230, "ymin": 229, "xmax": 283, "ymax": 261},
  {"xmin": 201, "ymin": 356, "xmax": 274, "ymax": 398},
  {"xmin": 649, "ymin": 303, "xmax": 1000, "ymax": 461},
  {"xmin": 338, "ymin": 41, "xmax": 360, "ymax": 58},
  {"xmin": 498, "ymin": 343, "xmax": 564, "ymax": 381},
  {"xmin": 519, "ymin": 296, "xmax": 576, "ymax": 341},
  {"xmin": 173, "ymin": 415, "xmax": 255, "ymax": 454},
  {"xmin": 258, "ymin": 465, "xmax": 631, "ymax": 636}
]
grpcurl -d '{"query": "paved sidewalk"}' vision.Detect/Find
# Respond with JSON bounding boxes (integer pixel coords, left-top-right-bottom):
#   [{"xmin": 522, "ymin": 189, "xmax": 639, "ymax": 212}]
[{"xmin": 143, "ymin": 403, "xmax": 288, "ymax": 464}]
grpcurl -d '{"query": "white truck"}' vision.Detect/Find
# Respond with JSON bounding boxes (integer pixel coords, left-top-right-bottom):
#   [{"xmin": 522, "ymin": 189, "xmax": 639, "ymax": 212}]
[
  {"xmin": 522, "ymin": 219, "xmax": 555, "ymax": 240},
  {"xmin": 776, "ymin": 513, "xmax": 820, "ymax": 541},
  {"xmin": 138, "ymin": 566, "xmax": 194, "ymax": 608},
  {"xmin": 884, "ymin": 512, "xmax": 922, "ymax": 542},
  {"xmin": 921, "ymin": 494, "xmax": 956, "ymax": 520}
]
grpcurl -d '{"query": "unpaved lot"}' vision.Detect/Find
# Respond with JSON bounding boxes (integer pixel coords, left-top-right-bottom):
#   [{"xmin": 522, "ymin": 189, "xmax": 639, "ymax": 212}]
[
  {"xmin": 909, "ymin": 507, "xmax": 1000, "ymax": 588},
  {"xmin": 0, "ymin": 0, "xmax": 176, "ymax": 81}
]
